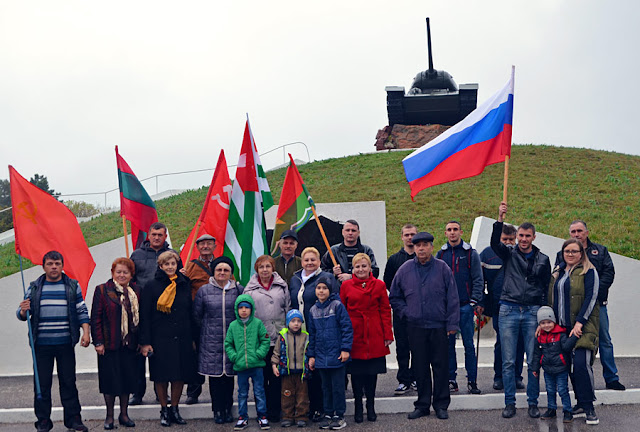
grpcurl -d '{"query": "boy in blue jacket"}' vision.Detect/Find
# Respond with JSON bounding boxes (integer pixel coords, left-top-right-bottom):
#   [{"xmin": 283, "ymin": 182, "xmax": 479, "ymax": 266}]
[{"xmin": 307, "ymin": 276, "xmax": 353, "ymax": 430}]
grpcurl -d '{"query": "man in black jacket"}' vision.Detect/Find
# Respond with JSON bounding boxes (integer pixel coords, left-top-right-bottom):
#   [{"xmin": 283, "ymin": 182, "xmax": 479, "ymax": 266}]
[
  {"xmin": 383, "ymin": 223, "xmax": 418, "ymax": 395},
  {"xmin": 321, "ymin": 219, "xmax": 379, "ymax": 281},
  {"xmin": 554, "ymin": 220, "xmax": 624, "ymax": 391},
  {"xmin": 491, "ymin": 202, "xmax": 551, "ymax": 420}
]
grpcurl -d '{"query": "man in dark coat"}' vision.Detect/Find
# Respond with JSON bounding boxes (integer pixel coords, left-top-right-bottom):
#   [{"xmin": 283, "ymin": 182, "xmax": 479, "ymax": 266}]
[
  {"xmin": 321, "ymin": 219, "xmax": 379, "ymax": 281},
  {"xmin": 383, "ymin": 223, "xmax": 417, "ymax": 395},
  {"xmin": 389, "ymin": 232, "xmax": 459, "ymax": 421},
  {"xmin": 554, "ymin": 220, "xmax": 624, "ymax": 391},
  {"xmin": 273, "ymin": 229, "xmax": 302, "ymax": 286},
  {"xmin": 491, "ymin": 202, "xmax": 551, "ymax": 420},
  {"xmin": 129, "ymin": 221, "xmax": 182, "ymax": 405},
  {"xmin": 17, "ymin": 251, "xmax": 91, "ymax": 432}
]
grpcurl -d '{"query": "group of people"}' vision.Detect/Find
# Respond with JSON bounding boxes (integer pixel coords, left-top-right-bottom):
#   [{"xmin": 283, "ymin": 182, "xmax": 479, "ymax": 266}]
[{"xmin": 16, "ymin": 207, "xmax": 624, "ymax": 431}]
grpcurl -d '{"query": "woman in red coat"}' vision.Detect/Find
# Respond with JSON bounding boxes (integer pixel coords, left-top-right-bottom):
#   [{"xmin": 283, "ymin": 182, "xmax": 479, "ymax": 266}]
[{"xmin": 340, "ymin": 253, "xmax": 393, "ymax": 423}]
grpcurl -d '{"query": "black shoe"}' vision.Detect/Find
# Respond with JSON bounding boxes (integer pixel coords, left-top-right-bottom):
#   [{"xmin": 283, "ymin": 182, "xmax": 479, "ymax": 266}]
[
  {"xmin": 449, "ymin": 381, "xmax": 458, "ymax": 393},
  {"xmin": 585, "ymin": 408, "xmax": 599, "ymax": 425},
  {"xmin": 541, "ymin": 409, "xmax": 556, "ymax": 419},
  {"xmin": 366, "ymin": 410, "xmax": 377, "ymax": 422},
  {"xmin": 258, "ymin": 416, "xmax": 270, "ymax": 430},
  {"xmin": 493, "ymin": 379, "xmax": 504, "ymax": 390},
  {"xmin": 318, "ymin": 415, "xmax": 332, "ymax": 429},
  {"xmin": 328, "ymin": 416, "xmax": 346, "ymax": 430},
  {"xmin": 234, "ymin": 416, "xmax": 248, "ymax": 430},
  {"xmin": 103, "ymin": 419, "xmax": 114, "ymax": 430},
  {"xmin": 563, "ymin": 411, "xmax": 573, "ymax": 423},
  {"xmin": 410, "ymin": 381, "xmax": 417, "ymax": 391},
  {"xmin": 214, "ymin": 411, "xmax": 224, "ymax": 424},
  {"xmin": 394, "ymin": 383, "xmax": 409, "ymax": 395},
  {"xmin": 129, "ymin": 395, "xmax": 143, "ymax": 405},
  {"xmin": 224, "ymin": 409, "xmax": 235, "ymax": 423},
  {"xmin": 169, "ymin": 406, "xmax": 187, "ymax": 425},
  {"xmin": 435, "ymin": 409, "xmax": 448, "ymax": 420},
  {"xmin": 36, "ymin": 419, "xmax": 53, "ymax": 432},
  {"xmin": 516, "ymin": 379, "xmax": 525, "ymax": 390},
  {"xmin": 281, "ymin": 419, "xmax": 294, "ymax": 428},
  {"xmin": 467, "ymin": 381, "xmax": 481, "ymax": 394},
  {"xmin": 354, "ymin": 399, "xmax": 364, "ymax": 423},
  {"xmin": 118, "ymin": 414, "xmax": 136, "ymax": 428},
  {"xmin": 185, "ymin": 396, "xmax": 199, "ymax": 405},
  {"xmin": 606, "ymin": 380, "xmax": 626, "ymax": 391},
  {"xmin": 502, "ymin": 404, "xmax": 516, "ymax": 418},
  {"xmin": 160, "ymin": 407, "xmax": 170, "ymax": 427},
  {"xmin": 311, "ymin": 412, "xmax": 324, "ymax": 423},
  {"xmin": 572, "ymin": 404, "xmax": 586, "ymax": 417},
  {"xmin": 407, "ymin": 408, "xmax": 429, "ymax": 419},
  {"xmin": 67, "ymin": 416, "xmax": 89, "ymax": 432},
  {"xmin": 296, "ymin": 420, "xmax": 307, "ymax": 427},
  {"xmin": 528, "ymin": 405, "xmax": 540, "ymax": 418}
]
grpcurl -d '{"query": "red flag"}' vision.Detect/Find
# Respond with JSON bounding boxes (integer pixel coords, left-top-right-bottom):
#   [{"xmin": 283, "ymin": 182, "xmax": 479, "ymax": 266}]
[
  {"xmin": 9, "ymin": 166, "xmax": 96, "ymax": 297},
  {"xmin": 115, "ymin": 146, "xmax": 158, "ymax": 249},
  {"xmin": 180, "ymin": 150, "xmax": 232, "ymax": 263}
]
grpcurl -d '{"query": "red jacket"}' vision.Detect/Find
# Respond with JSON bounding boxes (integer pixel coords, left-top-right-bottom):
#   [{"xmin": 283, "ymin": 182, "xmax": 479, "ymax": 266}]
[{"xmin": 340, "ymin": 274, "xmax": 393, "ymax": 360}]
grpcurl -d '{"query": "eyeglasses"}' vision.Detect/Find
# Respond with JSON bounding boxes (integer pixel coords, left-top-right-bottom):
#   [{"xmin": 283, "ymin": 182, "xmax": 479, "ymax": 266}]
[{"xmin": 563, "ymin": 249, "xmax": 582, "ymax": 256}]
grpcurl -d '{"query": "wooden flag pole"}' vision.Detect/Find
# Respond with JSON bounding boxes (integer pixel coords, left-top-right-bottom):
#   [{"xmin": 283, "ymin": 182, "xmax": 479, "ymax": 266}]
[
  {"xmin": 122, "ymin": 216, "xmax": 130, "ymax": 257},
  {"xmin": 502, "ymin": 155, "xmax": 510, "ymax": 204},
  {"xmin": 184, "ymin": 220, "xmax": 203, "ymax": 264},
  {"xmin": 310, "ymin": 206, "xmax": 338, "ymax": 267}
]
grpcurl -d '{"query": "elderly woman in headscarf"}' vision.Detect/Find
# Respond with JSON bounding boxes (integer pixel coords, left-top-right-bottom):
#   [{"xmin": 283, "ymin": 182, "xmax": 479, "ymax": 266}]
[
  {"xmin": 193, "ymin": 256, "xmax": 244, "ymax": 424},
  {"xmin": 140, "ymin": 250, "xmax": 196, "ymax": 427},
  {"xmin": 91, "ymin": 257, "xmax": 140, "ymax": 429}
]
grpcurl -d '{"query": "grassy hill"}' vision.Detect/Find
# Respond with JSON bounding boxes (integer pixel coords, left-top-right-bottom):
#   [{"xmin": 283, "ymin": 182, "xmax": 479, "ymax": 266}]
[{"xmin": 2, "ymin": 144, "xmax": 639, "ymax": 278}]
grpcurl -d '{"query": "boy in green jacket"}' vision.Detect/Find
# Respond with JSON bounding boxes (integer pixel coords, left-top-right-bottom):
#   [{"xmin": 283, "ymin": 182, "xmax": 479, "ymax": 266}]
[{"xmin": 225, "ymin": 294, "xmax": 271, "ymax": 430}]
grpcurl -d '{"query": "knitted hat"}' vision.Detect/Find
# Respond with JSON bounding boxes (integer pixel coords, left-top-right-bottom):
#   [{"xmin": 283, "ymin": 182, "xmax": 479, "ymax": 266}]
[
  {"xmin": 315, "ymin": 275, "xmax": 333, "ymax": 290},
  {"xmin": 537, "ymin": 306, "xmax": 556, "ymax": 324},
  {"xmin": 210, "ymin": 256, "xmax": 234, "ymax": 274},
  {"xmin": 238, "ymin": 301, "xmax": 252, "ymax": 309},
  {"xmin": 286, "ymin": 309, "xmax": 304, "ymax": 326}
]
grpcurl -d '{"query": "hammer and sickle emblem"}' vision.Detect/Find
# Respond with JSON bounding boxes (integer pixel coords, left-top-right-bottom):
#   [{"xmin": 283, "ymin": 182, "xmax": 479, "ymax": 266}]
[
  {"xmin": 16, "ymin": 201, "xmax": 38, "ymax": 224},
  {"xmin": 210, "ymin": 184, "xmax": 233, "ymax": 210}
]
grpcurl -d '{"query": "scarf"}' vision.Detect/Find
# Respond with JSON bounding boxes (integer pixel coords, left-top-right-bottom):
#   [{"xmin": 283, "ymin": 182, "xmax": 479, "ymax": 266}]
[
  {"xmin": 157, "ymin": 274, "xmax": 178, "ymax": 314},
  {"xmin": 113, "ymin": 280, "xmax": 139, "ymax": 342}
]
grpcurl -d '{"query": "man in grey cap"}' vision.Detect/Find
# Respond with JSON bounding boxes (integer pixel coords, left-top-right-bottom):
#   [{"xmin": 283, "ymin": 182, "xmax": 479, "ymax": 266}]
[
  {"xmin": 273, "ymin": 229, "xmax": 302, "ymax": 286},
  {"xmin": 389, "ymin": 232, "xmax": 460, "ymax": 421},
  {"xmin": 183, "ymin": 233, "xmax": 217, "ymax": 404}
]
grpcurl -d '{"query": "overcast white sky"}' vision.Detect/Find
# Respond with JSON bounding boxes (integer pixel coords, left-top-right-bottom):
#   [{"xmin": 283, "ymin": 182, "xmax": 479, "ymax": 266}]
[{"xmin": 1, "ymin": 1, "xmax": 639, "ymax": 207}]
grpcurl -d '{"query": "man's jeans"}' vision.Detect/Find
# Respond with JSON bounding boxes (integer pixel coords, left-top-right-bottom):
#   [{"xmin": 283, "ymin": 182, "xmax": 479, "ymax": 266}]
[
  {"xmin": 448, "ymin": 304, "xmax": 478, "ymax": 382},
  {"xmin": 237, "ymin": 368, "xmax": 267, "ymax": 418},
  {"xmin": 599, "ymin": 305, "xmax": 620, "ymax": 384},
  {"xmin": 493, "ymin": 312, "xmax": 525, "ymax": 382},
  {"xmin": 499, "ymin": 304, "xmax": 540, "ymax": 407},
  {"xmin": 544, "ymin": 370, "xmax": 571, "ymax": 412}
]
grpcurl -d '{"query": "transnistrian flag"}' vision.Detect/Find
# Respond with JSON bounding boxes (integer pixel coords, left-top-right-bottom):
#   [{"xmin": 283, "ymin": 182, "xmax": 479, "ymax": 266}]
[
  {"xmin": 224, "ymin": 119, "xmax": 274, "ymax": 285},
  {"xmin": 270, "ymin": 154, "xmax": 315, "ymax": 256},
  {"xmin": 180, "ymin": 150, "xmax": 232, "ymax": 263},
  {"xmin": 115, "ymin": 146, "xmax": 158, "ymax": 249},
  {"xmin": 403, "ymin": 67, "xmax": 515, "ymax": 200},
  {"xmin": 9, "ymin": 165, "xmax": 96, "ymax": 297}
]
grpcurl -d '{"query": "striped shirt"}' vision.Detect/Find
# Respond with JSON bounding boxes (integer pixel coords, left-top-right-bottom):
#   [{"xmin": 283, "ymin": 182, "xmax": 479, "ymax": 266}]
[{"xmin": 36, "ymin": 280, "xmax": 89, "ymax": 345}]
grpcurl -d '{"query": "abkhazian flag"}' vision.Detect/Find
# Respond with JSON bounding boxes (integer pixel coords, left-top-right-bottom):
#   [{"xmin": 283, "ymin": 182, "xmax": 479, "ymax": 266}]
[
  {"xmin": 224, "ymin": 118, "xmax": 274, "ymax": 285},
  {"xmin": 115, "ymin": 146, "xmax": 158, "ymax": 249},
  {"xmin": 270, "ymin": 154, "xmax": 315, "ymax": 256}
]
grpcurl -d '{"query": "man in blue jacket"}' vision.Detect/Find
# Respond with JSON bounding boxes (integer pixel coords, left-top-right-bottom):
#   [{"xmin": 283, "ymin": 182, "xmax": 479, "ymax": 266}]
[
  {"xmin": 436, "ymin": 221, "xmax": 484, "ymax": 395},
  {"xmin": 390, "ymin": 232, "xmax": 459, "ymax": 421}
]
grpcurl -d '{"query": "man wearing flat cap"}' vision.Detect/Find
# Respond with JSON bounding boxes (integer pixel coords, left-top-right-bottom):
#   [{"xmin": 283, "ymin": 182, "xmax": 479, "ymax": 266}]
[
  {"xmin": 273, "ymin": 230, "xmax": 302, "ymax": 286},
  {"xmin": 389, "ymin": 232, "xmax": 460, "ymax": 421},
  {"xmin": 182, "ymin": 233, "xmax": 217, "ymax": 404}
]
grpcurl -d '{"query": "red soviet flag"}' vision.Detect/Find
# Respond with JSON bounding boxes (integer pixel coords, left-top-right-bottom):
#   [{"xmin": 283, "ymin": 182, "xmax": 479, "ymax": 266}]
[
  {"xmin": 180, "ymin": 150, "xmax": 232, "ymax": 263},
  {"xmin": 9, "ymin": 166, "xmax": 96, "ymax": 297}
]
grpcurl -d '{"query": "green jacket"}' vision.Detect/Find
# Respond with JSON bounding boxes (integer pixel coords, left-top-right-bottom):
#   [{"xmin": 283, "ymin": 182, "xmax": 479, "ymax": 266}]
[
  {"xmin": 224, "ymin": 294, "xmax": 271, "ymax": 371},
  {"xmin": 548, "ymin": 264, "xmax": 600, "ymax": 353}
]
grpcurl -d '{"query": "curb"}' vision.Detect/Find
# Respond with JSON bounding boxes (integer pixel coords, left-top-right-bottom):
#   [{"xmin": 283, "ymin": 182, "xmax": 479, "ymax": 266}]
[{"xmin": 2, "ymin": 389, "xmax": 639, "ymax": 424}]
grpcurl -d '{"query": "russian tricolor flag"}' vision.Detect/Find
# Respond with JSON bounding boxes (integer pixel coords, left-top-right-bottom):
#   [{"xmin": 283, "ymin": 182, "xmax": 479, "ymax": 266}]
[{"xmin": 403, "ymin": 68, "xmax": 514, "ymax": 200}]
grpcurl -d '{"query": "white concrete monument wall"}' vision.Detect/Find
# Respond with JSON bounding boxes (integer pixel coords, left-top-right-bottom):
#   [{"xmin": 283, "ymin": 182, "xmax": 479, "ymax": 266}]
[
  {"xmin": 470, "ymin": 216, "xmax": 640, "ymax": 357},
  {"xmin": 0, "ymin": 201, "xmax": 386, "ymax": 376}
]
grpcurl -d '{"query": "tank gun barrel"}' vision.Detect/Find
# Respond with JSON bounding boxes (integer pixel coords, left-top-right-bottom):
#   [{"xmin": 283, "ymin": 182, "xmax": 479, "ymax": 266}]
[{"xmin": 426, "ymin": 17, "xmax": 434, "ymax": 71}]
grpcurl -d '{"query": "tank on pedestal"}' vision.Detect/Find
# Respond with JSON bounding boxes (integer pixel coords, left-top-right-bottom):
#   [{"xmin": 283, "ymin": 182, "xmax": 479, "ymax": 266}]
[{"xmin": 386, "ymin": 18, "xmax": 478, "ymax": 127}]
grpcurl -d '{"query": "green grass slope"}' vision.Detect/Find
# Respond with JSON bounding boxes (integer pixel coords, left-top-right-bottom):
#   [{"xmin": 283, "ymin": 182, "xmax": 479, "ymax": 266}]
[{"xmin": 2, "ymin": 144, "xmax": 639, "ymax": 278}]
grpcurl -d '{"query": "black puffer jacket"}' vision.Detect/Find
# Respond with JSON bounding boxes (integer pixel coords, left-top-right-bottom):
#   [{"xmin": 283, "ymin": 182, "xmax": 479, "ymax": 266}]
[
  {"xmin": 130, "ymin": 240, "xmax": 182, "ymax": 291},
  {"xmin": 491, "ymin": 221, "xmax": 551, "ymax": 305},
  {"xmin": 193, "ymin": 278, "xmax": 243, "ymax": 376},
  {"xmin": 531, "ymin": 324, "xmax": 578, "ymax": 375},
  {"xmin": 320, "ymin": 239, "xmax": 379, "ymax": 278}
]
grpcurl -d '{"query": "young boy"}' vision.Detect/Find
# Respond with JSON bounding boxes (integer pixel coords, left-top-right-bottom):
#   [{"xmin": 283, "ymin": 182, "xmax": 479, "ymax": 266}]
[
  {"xmin": 307, "ymin": 276, "xmax": 353, "ymax": 430},
  {"xmin": 271, "ymin": 309, "xmax": 310, "ymax": 428},
  {"xmin": 225, "ymin": 295, "xmax": 271, "ymax": 430},
  {"xmin": 531, "ymin": 306, "xmax": 578, "ymax": 423}
]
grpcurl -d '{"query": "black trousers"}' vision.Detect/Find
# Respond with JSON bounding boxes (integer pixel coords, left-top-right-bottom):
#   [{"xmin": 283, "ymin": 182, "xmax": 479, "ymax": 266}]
[
  {"xmin": 187, "ymin": 374, "xmax": 205, "ymax": 399},
  {"xmin": 393, "ymin": 312, "xmax": 414, "ymax": 385},
  {"xmin": 34, "ymin": 344, "xmax": 81, "ymax": 427},
  {"xmin": 308, "ymin": 371, "xmax": 324, "ymax": 416},
  {"xmin": 209, "ymin": 375, "xmax": 235, "ymax": 412},
  {"xmin": 407, "ymin": 326, "xmax": 450, "ymax": 411},
  {"xmin": 264, "ymin": 346, "xmax": 282, "ymax": 421}
]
